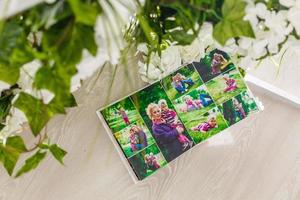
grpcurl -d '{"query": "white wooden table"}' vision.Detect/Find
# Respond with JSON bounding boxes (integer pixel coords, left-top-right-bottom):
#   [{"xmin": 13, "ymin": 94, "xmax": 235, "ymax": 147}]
[
  {"xmin": 0, "ymin": 61, "xmax": 300, "ymax": 200},
  {"xmin": 1, "ymin": 1, "xmax": 300, "ymax": 199}
]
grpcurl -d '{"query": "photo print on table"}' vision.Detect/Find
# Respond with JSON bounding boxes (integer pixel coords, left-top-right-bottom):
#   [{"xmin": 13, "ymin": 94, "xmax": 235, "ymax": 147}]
[{"xmin": 97, "ymin": 48, "xmax": 261, "ymax": 181}]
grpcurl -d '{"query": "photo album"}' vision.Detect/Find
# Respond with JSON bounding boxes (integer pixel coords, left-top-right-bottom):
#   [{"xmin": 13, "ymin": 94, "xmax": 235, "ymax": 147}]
[{"xmin": 97, "ymin": 49, "xmax": 261, "ymax": 182}]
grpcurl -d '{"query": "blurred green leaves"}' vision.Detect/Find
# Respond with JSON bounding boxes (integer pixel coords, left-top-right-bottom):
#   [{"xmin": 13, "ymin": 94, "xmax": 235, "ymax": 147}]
[
  {"xmin": 15, "ymin": 150, "xmax": 47, "ymax": 177},
  {"xmin": 0, "ymin": 0, "xmax": 101, "ymax": 177},
  {"xmin": 14, "ymin": 92, "xmax": 55, "ymax": 136},
  {"xmin": 213, "ymin": 0, "xmax": 255, "ymax": 45},
  {"xmin": 0, "ymin": 136, "xmax": 27, "ymax": 175}
]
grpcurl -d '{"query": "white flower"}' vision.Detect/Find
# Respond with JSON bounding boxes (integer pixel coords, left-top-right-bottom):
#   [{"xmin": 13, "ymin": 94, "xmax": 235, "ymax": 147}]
[
  {"xmin": 280, "ymin": 0, "xmax": 300, "ymax": 36},
  {"xmin": 219, "ymin": 38, "xmax": 239, "ymax": 56},
  {"xmin": 0, "ymin": 107, "xmax": 27, "ymax": 141},
  {"xmin": 198, "ymin": 22, "xmax": 214, "ymax": 48},
  {"xmin": 180, "ymin": 38, "xmax": 205, "ymax": 64},
  {"xmin": 138, "ymin": 61, "xmax": 163, "ymax": 83},
  {"xmin": 161, "ymin": 46, "xmax": 182, "ymax": 73},
  {"xmin": 244, "ymin": 2, "xmax": 270, "ymax": 26},
  {"xmin": 239, "ymin": 56, "xmax": 260, "ymax": 70},
  {"xmin": 264, "ymin": 10, "xmax": 293, "ymax": 36},
  {"xmin": 137, "ymin": 43, "xmax": 148, "ymax": 55}
]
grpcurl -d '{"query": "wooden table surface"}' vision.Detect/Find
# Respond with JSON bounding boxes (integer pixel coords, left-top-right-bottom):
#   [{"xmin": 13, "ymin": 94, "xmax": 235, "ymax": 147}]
[{"xmin": 1, "ymin": 61, "xmax": 300, "ymax": 200}]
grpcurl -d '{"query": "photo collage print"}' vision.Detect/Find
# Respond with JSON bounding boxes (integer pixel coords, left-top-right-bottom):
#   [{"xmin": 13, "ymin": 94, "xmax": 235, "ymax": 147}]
[{"xmin": 98, "ymin": 49, "xmax": 259, "ymax": 181}]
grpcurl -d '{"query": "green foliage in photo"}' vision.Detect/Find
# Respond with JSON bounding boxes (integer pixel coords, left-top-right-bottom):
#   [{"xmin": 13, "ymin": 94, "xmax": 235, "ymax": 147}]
[
  {"xmin": 206, "ymin": 69, "xmax": 247, "ymax": 105},
  {"xmin": 101, "ymin": 98, "xmax": 140, "ymax": 133},
  {"xmin": 162, "ymin": 64, "xmax": 203, "ymax": 100}
]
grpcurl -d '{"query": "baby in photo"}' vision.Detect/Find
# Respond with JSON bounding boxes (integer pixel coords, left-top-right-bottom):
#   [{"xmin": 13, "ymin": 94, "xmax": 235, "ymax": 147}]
[
  {"xmin": 190, "ymin": 116, "xmax": 218, "ymax": 133},
  {"xmin": 158, "ymin": 99, "xmax": 193, "ymax": 150}
]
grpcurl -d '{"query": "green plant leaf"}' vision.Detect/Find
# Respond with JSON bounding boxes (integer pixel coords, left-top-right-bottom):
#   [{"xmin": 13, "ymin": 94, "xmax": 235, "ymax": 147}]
[
  {"xmin": 49, "ymin": 144, "xmax": 67, "ymax": 165},
  {"xmin": 0, "ymin": 64, "xmax": 20, "ymax": 84},
  {"xmin": 14, "ymin": 92, "xmax": 54, "ymax": 136},
  {"xmin": 213, "ymin": 0, "xmax": 255, "ymax": 45},
  {"xmin": 35, "ymin": 63, "xmax": 77, "ymax": 114},
  {"xmin": 0, "ymin": 136, "xmax": 27, "ymax": 176},
  {"xmin": 6, "ymin": 136, "xmax": 27, "ymax": 153},
  {"xmin": 15, "ymin": 150, "xmax": 47, "ymax": 177},
  {"xmin": 67, "ymin": 0, "xmax": 101, "ymax": 26},
  {"xmin": 0, "ymin": 20, "xmax": 35, "ymax": 84},
  {"xmin": 170, "ymin": 30, "xmax": 197, "ymax": 45},
  {"xmin": 0, "ymin": 89, "xmax": 14, "ymax": 124},
  {"xmin": 42, "ymin": 21, "xmax": 97, "ymax": 66}
]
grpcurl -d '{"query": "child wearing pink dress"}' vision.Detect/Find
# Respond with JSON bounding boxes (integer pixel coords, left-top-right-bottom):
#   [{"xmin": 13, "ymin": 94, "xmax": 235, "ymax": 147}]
[
  {"xmin": 118, "ymin": 108, "xmax": 130, "ymax": 125},
  {"xmin": 223, "ymin": 75, "xmax": 237, "ymax": 92},
  {"xmin": 191, "ymin": 117, "xmax": 217, "ymax": 133}
]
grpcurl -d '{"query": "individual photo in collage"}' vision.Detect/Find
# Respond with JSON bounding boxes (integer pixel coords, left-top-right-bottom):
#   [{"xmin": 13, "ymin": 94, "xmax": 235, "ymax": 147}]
[
  {"xmin": 113, "ymin": 120, "xmax": 156, "ymax": 158},
  {"xmin": 161, "ymin": 64, "xmax": 203, "ymax": 100},
  {"xmin": 205, "ymin": 68, "xmax": 247, "ymax": 105},
  {"xmin": 172, "ymin": 84, "xmax": 215, "ymax": 120},
  {"xmin": 99, "ymin": 48, "xmax": 260, "ymax": 181},
  {"xmin": 187, "ymin": 106, "xmax": 228, "ymax": 143},
  {"xmin": 193, "ymin": 49, "xmax": 235, "ymax": 83},
  {"xmin": 218, "ymin": 90, "xmax": 259, "ymax": 126},
  {"xmin": 128, "ymin": 143, "xmax": 167, "ymax": 180},
  {"xmin": 100, "ymin": 98, "xmax": 140, "ymax": 133},
  {"xmin": 130, "ymin": 82, "xmax": 195, "ymax": 162}
]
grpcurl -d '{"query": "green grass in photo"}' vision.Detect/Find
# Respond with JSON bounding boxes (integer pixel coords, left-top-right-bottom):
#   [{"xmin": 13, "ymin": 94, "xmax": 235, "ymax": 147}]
[
  {"xmin": 101, "ymin": 98, "xmax": 140, "ymax": 133},
  {"xmin": 173, "ymin": 85, "xmax": 215, "ymax": 118},
  {"xmin": 162, "ymin": 64, "xmax": 203, "ymax": 100},
  {"xmin": 177, "ymin": 103, "xmax": 216, "ymax": 123},
  {"xmin": 114, "ymin": 120, "xmax": 156, "ymax": 158},
  {"xmin": 184, "ymin": 109, "xmax": 228, "ymax": 144},
  {"xmin": 206, "ymin": 69, "xmax": 247, "ymax": 105}
]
